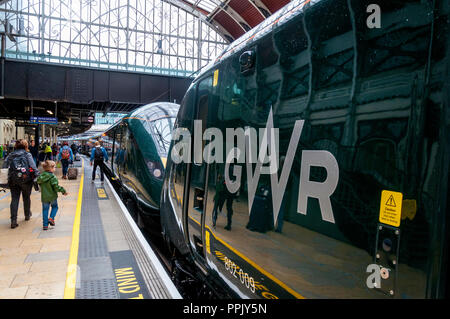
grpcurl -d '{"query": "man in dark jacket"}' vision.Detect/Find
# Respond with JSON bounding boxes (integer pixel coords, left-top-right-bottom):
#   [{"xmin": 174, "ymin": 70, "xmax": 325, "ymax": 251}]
[
  {"xmin": 2, "ymin": 139, "xmax": 40, "ymax": 228},
  {"xmin": 90, "ymin": 141, "xmax": 109, "ymax": 182},
  {"xmin": 70, "ymin": 143, "xmax": 78, "ymax": 156},
  {"xmin": 29, "ymin": 140, "xmax": 39, "ymax": 166}
]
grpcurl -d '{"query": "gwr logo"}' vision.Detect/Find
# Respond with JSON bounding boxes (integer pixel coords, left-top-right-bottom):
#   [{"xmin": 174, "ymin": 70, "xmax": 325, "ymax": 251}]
[{"xmin": 171, "ymin": 108, "xmax": 340, "ymax": 226}]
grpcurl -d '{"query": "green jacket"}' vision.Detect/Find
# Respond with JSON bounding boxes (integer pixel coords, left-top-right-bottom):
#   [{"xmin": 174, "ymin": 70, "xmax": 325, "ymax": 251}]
[{"xmin": 37, "ymin": 171, "xmax": 66, "ymax": 203}]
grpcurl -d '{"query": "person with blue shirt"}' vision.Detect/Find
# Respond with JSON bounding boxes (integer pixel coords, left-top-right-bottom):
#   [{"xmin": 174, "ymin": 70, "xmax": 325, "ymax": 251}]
[
  {"xmin": 57, "ymin": 141, "xmax": 74, "ymax": 179},
  {"xmin": 90, "ymin": 141, "xmax": 108, "ymax": 183}
]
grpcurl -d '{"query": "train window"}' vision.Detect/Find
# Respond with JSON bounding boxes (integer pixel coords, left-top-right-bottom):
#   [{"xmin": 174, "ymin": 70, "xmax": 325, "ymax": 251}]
[
  {"xmin": 114, "ymin": 124, "xmax": 124, "ymax": 177},
  {"xmin": 146, "ymin": 117, "xmax": 175, "ymax": 156}
]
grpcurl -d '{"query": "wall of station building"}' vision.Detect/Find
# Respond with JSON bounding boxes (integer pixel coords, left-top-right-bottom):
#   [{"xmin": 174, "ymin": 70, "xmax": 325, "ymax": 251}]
[{"xmin": 0, "ymin": 119, "xmax": 29, "ymax": 146}]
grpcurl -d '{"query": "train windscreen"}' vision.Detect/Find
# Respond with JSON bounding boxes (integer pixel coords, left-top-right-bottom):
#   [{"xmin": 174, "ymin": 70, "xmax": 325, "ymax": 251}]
[{"xmin": 144, "ymin": 116, "xmax": 176, "ymax": 156}]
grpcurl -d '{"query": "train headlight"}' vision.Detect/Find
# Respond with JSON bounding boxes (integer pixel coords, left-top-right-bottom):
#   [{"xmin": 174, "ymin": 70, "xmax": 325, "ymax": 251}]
[
  {"xmin": 153, "ymin": 169, "xmax": 162, "ymax": 178},
  {"xmin": 145, "ymin": 160, "xmax": 164, "ymax": 180}
]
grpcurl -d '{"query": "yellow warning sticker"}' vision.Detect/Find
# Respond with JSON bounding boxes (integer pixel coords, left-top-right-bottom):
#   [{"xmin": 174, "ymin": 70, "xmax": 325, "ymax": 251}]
[
  {"xmin": 213, "ymin": 69, "xmax": 219, "ymax": 87},
  {"xmin": 379, "ymin": 190, "xmax": 403, "ymax": 227}
]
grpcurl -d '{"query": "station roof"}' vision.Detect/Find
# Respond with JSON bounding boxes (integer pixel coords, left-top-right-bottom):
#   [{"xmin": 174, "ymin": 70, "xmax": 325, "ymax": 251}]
[
  {"xmin": 176, "ymin": 0, "xmax": 291, "ymax": 42},
  {"xmin": 0, "ymin": 0, "xmax": 292, "ymax": 43}
]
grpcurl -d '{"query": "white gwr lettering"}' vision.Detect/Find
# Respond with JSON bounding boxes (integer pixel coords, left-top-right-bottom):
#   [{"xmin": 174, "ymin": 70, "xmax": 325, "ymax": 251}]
[{"xmin": 172, "ymin": 107, "xmax": 340, "ymax": 225}]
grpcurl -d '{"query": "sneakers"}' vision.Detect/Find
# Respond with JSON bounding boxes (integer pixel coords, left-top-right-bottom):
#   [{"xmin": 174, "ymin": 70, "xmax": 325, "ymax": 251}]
[
  {"xmin": 43, "ymin": 226, "xmax": 48, "ymax": 231},
  {"xmin": 48, "ymin": 218, "xmax": 55, "ymax": 226}
]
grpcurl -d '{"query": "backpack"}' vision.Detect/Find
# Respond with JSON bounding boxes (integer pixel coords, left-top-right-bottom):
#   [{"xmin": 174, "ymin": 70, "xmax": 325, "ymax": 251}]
[
  {"xmin": 94, "ymin": 147, "xmax": 104, "ymax": 161},
  {"xmin": 8, "ymin": 153, "xmax": 32, "ymax": 185},
  {"xmin": 61, "ymin": 148, "xmax": 70, "ymax": 160}
]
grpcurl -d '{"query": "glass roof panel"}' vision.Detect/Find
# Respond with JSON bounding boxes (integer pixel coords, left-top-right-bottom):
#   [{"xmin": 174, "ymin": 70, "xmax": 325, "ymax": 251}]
[
  {"xmin": 184, "ymin": 0, "xmax": 222, "ymax": 13},
  {"xmin": 0, "ymin": 0, "xmax": 227, "ymax": 77}
]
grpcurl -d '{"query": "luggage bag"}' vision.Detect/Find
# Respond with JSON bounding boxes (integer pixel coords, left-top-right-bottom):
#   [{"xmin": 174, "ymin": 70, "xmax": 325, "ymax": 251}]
[{"xmin": 67, "ymin": 164, "xmax": 78, "ymax": 180}]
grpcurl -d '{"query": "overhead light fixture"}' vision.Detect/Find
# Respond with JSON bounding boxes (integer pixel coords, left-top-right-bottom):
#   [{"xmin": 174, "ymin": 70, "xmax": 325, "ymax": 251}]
[{"xmin": 47, "ymin": 110, "xmax": 53, "ymax": 115}]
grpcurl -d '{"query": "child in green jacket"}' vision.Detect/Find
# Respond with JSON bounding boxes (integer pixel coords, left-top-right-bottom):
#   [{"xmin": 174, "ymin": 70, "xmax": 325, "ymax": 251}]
[{"xmin": 37, "ymin": 160, "xmax": 69, "ymax": 230}]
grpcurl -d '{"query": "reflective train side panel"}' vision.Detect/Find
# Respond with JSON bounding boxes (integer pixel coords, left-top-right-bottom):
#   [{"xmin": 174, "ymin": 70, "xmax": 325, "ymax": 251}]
[
  {"xmin": 92, "ymin": 102, "xmax": 179, "ymax": 212},
  {"xmin": 160, "ymin": 0, "xmax": 450, "ymax": 298}
]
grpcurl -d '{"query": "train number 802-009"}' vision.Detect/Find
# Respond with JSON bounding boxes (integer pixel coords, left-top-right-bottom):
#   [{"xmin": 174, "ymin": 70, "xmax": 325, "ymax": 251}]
[{"xmin": 224, "ymin": 256, "xmax": 256, "ymax": 293}]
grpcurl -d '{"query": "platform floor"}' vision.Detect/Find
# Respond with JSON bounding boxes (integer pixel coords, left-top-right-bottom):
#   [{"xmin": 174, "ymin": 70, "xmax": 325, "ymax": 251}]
[{"xmin": 0, "ymin": 157, "xmax": 180, "ymax": 299}]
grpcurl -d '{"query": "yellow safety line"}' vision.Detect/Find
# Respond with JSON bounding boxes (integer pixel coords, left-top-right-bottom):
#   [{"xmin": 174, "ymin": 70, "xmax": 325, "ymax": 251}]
[
  {"xmin": 188, "ymin": 215, "xmax": 304, "ymax": 299},
  {"xmin": 64, "ymin": 160, "xmax": 85, "ymax": 299}
]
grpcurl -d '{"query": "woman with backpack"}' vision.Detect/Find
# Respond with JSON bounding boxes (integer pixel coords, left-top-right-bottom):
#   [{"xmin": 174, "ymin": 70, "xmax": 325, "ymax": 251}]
[
  {"xmin": 57, "ymin": 141, "xmax": 74, "ymax": 179},
  {"xmin": 2, "ymin": 139, "xmax": 40, "ymax": 229}
]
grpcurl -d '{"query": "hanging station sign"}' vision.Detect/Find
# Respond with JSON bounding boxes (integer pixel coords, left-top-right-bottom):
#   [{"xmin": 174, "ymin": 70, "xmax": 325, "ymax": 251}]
[{"xmin": 29, "ymin": 116, "xmax": 58, "ymax": 125}]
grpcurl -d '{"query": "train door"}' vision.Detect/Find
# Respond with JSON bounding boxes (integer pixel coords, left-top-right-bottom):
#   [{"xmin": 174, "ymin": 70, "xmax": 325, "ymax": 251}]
[
  {"xmin": 167, "ymin": 87, "xmax": 195, "ymax": 255},
  {"xmin": 113, "ymin": 123, "xmax": 124, "ymax": 179},
  {"xmin": 185, "ymin": 76, "xmax": 214, "ymax": 260}
]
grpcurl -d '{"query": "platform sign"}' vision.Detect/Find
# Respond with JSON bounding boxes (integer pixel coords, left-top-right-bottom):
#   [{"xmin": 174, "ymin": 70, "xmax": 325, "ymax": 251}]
[
  {"xmin": 30, "ymin": 116, "xmax": 58, "ymax": 125},
  {"xmin": 110, "ymin": 250, "xmax": 151, "ymax": 299},
  {"xmin": 96, "ymin": 187, "xmax": 109, "ymax": 200},
  {"xmin": 379, "ymin": 190, "xmax": 403, "ymax": 227}
]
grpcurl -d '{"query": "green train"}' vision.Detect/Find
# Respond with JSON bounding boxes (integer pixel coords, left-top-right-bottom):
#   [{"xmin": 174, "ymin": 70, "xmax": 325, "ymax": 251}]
[
  {"xmin": 78, "ymin": 102, "xmax": 179, "ymax": 222},
  {"xmin": 159, "ymin": 0, "xmax": 450, "ymax": 298}
]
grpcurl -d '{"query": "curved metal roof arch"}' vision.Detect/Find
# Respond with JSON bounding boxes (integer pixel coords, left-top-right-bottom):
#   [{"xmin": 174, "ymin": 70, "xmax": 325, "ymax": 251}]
[{"xmin": 166, "ymin": 0, "xmax": 294, "ymax": 43}]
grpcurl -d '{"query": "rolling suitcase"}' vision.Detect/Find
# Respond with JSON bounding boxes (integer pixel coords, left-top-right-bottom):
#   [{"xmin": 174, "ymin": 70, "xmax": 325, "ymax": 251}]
[{"xmin": 67, "ymin": 164, "xmax": 78, "ymax": 180}]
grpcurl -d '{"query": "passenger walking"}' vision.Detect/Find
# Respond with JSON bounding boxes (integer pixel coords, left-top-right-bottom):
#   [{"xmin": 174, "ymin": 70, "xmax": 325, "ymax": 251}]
[
  {"xmin": 2, "ymin": 139, "xmax": 39, "ymax": 229},
  {"xmin": 57, "ymin": 141, "xmax": 74, "ymax": 179},
  {"xmin": 52, "ymin": 143, "xmax": 58, "ymax": 159},
  {"xmin": 70, "ymin": 143, "xmax": 78, "ymax": 156},
  {"xmin": 90, "ymin": 141, "xmax": 108, "ymax": 182},
  {"xmin": 29, "ymin": 140, "xmax": 39, "ymax": 166},
  {"xmin": 211, "ymin": 173, "xmax": 235, "ymax": 231},
  {"xmin": 212, "ymin": 174, "xmax": 226, "ymax": 228},
  {"xmin": 37, "ymin": 160, "xmax": 68, "ymax": 231},
  {"xmin": 44, "ymin": 143, "xmax": 53, "ymax": 161}
]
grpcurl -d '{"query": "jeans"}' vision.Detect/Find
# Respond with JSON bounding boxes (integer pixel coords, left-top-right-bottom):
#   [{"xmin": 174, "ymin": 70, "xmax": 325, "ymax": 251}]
[
  {"xmin": 10, "ymin": 182, "xmax": 33, "ymax": 221},
  {"xmin": 42, "ymin": 200, "xmax": 58, "ymax": 227},
  {"xmin": 92, "ymin": 160, "xmax": 104, "ymax": 181},
  {"xmin": 61, "ymin": 159, "xmax": 69, "ymax": 176}
]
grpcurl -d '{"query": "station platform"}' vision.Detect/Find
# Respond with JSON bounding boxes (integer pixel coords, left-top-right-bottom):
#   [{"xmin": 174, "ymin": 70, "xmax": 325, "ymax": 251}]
[{"xmin": 0, "ymin": 157, "xmax": 181, "ymax": 299}]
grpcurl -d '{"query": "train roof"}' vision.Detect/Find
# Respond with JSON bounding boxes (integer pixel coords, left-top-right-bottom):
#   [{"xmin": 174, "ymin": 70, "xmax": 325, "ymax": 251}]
[
  {"xmin": 127, "ymin": 102, "xmax": 179, "ymax": 122},
  {"xmin": 195, "ymin": 0, "xmax": 316, "ymax": 80},
  {"xmin": 66, "ymin": 102, "xmax": 179, "ymax": 141}
]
